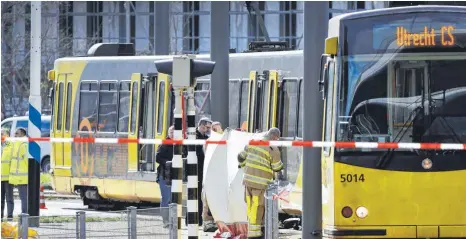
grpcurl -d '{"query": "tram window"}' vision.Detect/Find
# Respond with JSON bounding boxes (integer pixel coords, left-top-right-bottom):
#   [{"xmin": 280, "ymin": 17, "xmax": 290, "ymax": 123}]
[
  {"xmin": 157, "ymin": 81, "xmax": 165, "ymax": 134},
  {"xmin": 118, "ymin": 82, "xmax": 131, "ymax": 132},
  {"xmin": 98, "ymin": 82, "xmax": 118, "ymax": 132},
  {"xmin": 65, "ymin": 82, "xmax": 72, "ymax": 132},
  {"xmin": 260, "ymin": 80, "xmax": 269, "ymax": 131},
  {"xmin": 323, "ymin": 61, "xmax": 335, "ymax": 154},
  {"xmin": 50, "ymin": 82, "xmax": 56, "ymax": 131},
  {"xmin": 78, "ymin": 82, "xmax": 99, "ymax": 132},
  {"xmin": 282, "ymin": 80, "xmax": 298, "ymax": 137},
  {"xmin": 57, "ymin": 82, "xmax": 64, "ymax": 131},
  {"xmin": 240, "ymin": 80, "xmax": 248, "ymax": 127},
  {"xmin": 298, "ymin": 80, "xmax": 303, "ymax": 137},
  {"xmin": 229, "ymin": 80, "xmax": 240, "ymax": 128},
  {"xmin": 248, "ymin": 80, "xmax": 255, "ymax": 131},
  {"xmin": 168, "ymin": 88, "xmax": 174, "ymax": 127},
  {"xmin": 130, "ymin": 81, "xmax": 138, "ymax": 134},
  {"xmin": 268, "ymin": 80, "xmax": 276, "ymax": 128},
  {"xmin": 195, "ymin": 89, "xmax": 211, "ymax": 120}
]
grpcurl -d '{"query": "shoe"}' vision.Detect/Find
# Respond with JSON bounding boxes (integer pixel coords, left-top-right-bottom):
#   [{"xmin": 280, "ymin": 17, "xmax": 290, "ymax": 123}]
[{"xmin": 203, "ymin": 221, "xmax": 218, "ymax": 232}]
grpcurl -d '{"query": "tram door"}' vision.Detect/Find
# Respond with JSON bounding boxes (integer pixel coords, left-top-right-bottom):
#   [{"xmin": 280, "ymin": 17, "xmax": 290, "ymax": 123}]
[
  {"xmin": 53, "ymin": 75, "xmax": 65, "ymax": 170},
  {"xmin": 388, "ymin": 61, "xmax": 429, "ymax": 143},
  {"xmin": 153, "ymin": 74, "xmax": 177, "ymax": 177},
  {"xmin": 246, "ymin": 70, "xmax": 279, "ymax": 133},
  {"xmin": 155, "ymin": 73, "xmax": 172, "ymax": 140},
  {"xmin": 247, "ymin": 71, "xmax": 258, "ymax": 132},
  {"xmin": 128, "ymin": 73, "xmax": 142, "ymax": 172},
  {"xmin": 266, "ymin": 70, "xmax": 279, "ymax": 130},
  {"xmin": 139, "ymin": 74, "xmax": 157, "ymax": 172}
]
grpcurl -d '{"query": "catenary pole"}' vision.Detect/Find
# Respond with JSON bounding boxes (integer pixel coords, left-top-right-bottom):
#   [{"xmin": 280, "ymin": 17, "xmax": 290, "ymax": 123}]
[
  {"xmin": 154, "ymin": 1, "xmax": 170, "ymax": 55},
  {"xmin": 210, "ymin": 1, "xmax": 230, "ymax": 127},
  {"xmin": 302, "ymin": 2, "xmax": 328, "ymax": 239},
  {"xmin": 126, "ymin": 1, "xmax": 131, "ymax": 43},
  {"xmin": 28, "ymin": 0, "xmax": 42, "ymax": 228}
]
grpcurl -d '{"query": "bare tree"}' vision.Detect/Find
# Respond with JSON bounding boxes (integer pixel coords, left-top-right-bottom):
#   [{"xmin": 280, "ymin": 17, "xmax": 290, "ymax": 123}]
[
  {"xmin": 1, "ymin": 1, "xmax": 74, "ymax": 117},
  {"xmin": 1, "ymin": 1, "xmax": 202, "ymax": 118}
]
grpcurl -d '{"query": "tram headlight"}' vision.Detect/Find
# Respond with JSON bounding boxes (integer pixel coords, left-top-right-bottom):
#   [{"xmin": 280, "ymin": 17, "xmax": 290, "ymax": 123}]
[
  {"xmin": 422, "ymin": 158, "xmax": 432, "ymax": 170},
  {"xmin": 356, "ymin": 206, "xmax": 369, "ymax": 219},
  {"xmin": 341, "ymin": 206, "xmax": 353, "ymax": 218}
]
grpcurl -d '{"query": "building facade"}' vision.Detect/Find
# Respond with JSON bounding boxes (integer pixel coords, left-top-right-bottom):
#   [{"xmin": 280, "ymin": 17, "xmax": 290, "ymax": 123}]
[{"xmin": 1, "ymin": 1, "xmax": 388, "ymax": 117}]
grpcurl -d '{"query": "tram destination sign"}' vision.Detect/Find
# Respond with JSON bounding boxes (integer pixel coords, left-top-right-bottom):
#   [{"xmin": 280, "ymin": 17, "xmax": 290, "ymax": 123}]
[
  {"xmin": 372, "ymin": 21, "xmax": 466, "ymax": 50},
  {"xmin": 343, "ymin": 13, "xmax": 466, "ymax": 55},
  {"xmin": 396, "ymin": 25, "xmax": 455, "ymax": 47}
]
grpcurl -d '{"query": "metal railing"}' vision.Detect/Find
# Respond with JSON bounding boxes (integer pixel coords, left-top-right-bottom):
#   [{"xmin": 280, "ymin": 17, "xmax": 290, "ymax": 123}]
[
  {"xmin": 265, "ymin": 183, "xmax": 279, "ymax": 239},
  {"xmin": 12, "ymin": 204, "xmax": 179, "ymax": 239},
  {"xmin": 9, "ymin": 186, "xmax": 292, "ymax": 239}
]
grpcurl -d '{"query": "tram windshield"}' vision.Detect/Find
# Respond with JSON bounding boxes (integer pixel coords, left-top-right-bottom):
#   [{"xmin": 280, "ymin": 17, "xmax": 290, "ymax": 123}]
[{"xmin": 337, "ymin": 12, "xmax": 466, "ymax": 151}]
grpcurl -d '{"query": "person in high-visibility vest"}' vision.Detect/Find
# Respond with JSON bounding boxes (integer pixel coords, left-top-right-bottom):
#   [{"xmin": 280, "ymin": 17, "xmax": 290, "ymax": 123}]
[
  {"xmin": 1, "ymin": 128, "xmax": 14, "ymax": 220},
  {"xmin": 8, "ymin": 128, "xmax": 28, "ymax": 214},
  {"xmin": 237, "ymin": 127, "xmax": 284, "ymax": 239}
]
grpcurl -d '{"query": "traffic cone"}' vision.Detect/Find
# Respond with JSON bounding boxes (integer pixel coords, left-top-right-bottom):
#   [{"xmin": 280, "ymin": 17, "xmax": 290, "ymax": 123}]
[{"xmin": 40, "ymin": 185, "xmax": 48, "ymax": 210}]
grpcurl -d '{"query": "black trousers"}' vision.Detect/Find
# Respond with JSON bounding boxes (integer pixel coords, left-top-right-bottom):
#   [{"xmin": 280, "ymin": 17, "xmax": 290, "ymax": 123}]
[
  {"xmin": 197, "ymin": 180, "xmax": 203, "ymax": 225},
  {"xmin": 1, "ymin": 181, "xmax": 14, "ymax": 219}
]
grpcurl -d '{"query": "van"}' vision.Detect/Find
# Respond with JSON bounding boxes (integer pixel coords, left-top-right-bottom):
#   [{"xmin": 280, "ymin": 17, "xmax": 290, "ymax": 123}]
[{"xmin": 1, "ymin": 115, "xmax": 52, "ymax": 172}]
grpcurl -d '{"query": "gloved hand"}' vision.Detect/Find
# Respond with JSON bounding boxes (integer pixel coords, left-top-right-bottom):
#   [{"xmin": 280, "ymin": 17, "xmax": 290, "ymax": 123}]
[{"xmin": 277, "ymin": 170, "xmax": 285, "ymax": 181}]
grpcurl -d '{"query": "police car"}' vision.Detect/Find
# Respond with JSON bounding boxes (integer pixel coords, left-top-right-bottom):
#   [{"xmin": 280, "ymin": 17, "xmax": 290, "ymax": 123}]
[{"xmin": 1, "ymin": 115, "xmax": 51, "ymax": 172}]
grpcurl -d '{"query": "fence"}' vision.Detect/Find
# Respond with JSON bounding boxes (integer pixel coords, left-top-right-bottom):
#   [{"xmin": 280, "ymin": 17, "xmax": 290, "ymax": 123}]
[
  {"xmin": 7, "ymin": 204, "xmax": 179, "ymax": 239},
  {"xmin": 265, "ymin": 183, "xmax": 280, "ymax": 239},
  {"xmin": 6, "ymin": 190, "xmax": 287, "ymax": 239}
]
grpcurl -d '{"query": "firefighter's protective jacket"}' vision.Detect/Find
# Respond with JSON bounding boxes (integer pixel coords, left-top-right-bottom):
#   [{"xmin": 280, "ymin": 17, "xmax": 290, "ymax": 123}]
[{"xmin": 237, "ymin": 137, "xmax": 283, "ymax": 190}]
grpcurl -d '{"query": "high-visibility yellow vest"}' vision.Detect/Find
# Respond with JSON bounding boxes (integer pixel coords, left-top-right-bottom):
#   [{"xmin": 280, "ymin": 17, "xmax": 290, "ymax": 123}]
[
  {"xmin": 9, "ymin": 142, "xmax": 28, "ymax": 185},
  {"xmin": 1, "ymin": 142, "xmax": 13, "ymax": 181}
]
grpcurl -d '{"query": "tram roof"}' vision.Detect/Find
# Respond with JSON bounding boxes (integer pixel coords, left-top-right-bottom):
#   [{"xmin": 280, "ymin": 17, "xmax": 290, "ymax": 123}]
[
  {"xmin": 55, "ymin": 50, "xmax": 303, "ymax": 64},
  {"xmin": 332, "ymin": 5, "xmax": 466, "ymax": 23}
]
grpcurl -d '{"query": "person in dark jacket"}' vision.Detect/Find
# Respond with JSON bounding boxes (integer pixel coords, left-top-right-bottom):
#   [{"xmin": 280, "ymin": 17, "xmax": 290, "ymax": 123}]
[
  {"xmin": 158, "ymin": 125, "xmax": 187, "ymax": 227},
  {"xmin": 195, "ymin": 117, "xmax": 212, "ymax": 226},
  {"xmin": 156, "ymin": 125, "xmax": 175, "ymax": 228}
]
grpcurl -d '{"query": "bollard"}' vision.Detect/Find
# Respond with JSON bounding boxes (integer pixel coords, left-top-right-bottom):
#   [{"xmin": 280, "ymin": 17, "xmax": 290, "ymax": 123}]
[
  {"xmin": 265, "ymin": 183, "xmax": 279, "ymax": 239},
  {"xmin": 169, "ymin": 203, "xmax": 178, "ymax": 239},
  {"xmin": 19, "ymin": 213, "xmax": 29, "ymax": 239},
  {"xmin": 76, "ymin": 212, "xmax": 79, "ymax": 239},
  {"xmin": 76, "ymin": 211, "xmax": 86, "ymax": 239},
  {"xmin": 127, "ymin": 206, "xmax": 137, "ymax": 239}
]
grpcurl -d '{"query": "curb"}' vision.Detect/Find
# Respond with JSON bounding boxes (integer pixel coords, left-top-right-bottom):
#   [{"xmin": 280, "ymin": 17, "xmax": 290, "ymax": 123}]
[{"xmin": 13, "ymin": 189, "xmax": 80, "ymax": 200}]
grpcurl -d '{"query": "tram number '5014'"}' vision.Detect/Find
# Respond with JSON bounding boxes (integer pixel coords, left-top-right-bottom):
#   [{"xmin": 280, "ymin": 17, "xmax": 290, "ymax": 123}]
[{"xmin": 340, "ymin": 174, "xmax": 365, "ymax": 183}]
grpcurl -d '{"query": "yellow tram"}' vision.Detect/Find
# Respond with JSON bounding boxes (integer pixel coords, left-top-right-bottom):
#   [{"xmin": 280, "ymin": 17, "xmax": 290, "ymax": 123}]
[
  {"xmin": 47, "ymin": 46, "xmax": 305, "ymax": 209},
  {"xmin": 316, "ymin": 5, "xmax": 466, "ymax": 238}
]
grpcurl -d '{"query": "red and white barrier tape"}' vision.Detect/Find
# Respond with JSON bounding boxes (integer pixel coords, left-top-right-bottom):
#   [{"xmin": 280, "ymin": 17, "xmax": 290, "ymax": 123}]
[{"xmin": 2, "ymin": 136, "xmax": 466, "ymax": 150}]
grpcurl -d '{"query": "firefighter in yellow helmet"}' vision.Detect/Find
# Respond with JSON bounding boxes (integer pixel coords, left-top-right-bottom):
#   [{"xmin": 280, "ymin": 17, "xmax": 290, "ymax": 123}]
[
  {"xmin": 237, "ymin": 127, "xmax": 284, "ymax": 239},
  {"xmin": 1, "ymin": 128, "xmax": 14, "ymax": 220},
  {"xmin": 9, "ymin": 128, "xmax": 28, "ymax": 214}
]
